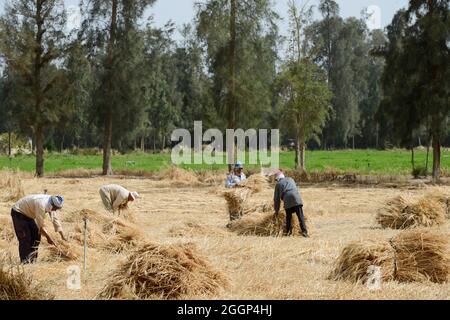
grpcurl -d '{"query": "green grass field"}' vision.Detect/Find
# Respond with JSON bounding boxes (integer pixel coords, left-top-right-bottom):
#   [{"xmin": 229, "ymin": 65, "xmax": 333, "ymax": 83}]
[{"xmin": 1, "ymin": 149, "xmax": 449, "ymax": 175}]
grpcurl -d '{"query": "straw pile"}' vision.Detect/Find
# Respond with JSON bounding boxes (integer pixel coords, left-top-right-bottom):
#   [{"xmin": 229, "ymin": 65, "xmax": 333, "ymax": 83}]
[
  {"xmin": 0, "ymin": 215, "xmax": 15, "ymax": 241},
  {"xmin": 0, "ymin": 171, "xmax": 25, "ymax": 202},
  {"xmin": 158, "ymin": 166, "xmax": 201, "ymax": 186},
  {"xmin": 72, "ymin": 223, "xmax": 107, "ymax": 248},
  {"xmin": 96, "ymin": 242, "xmax": 228, "ymax": 300},
  {"xmin": 101, "ymin": 218, "xmax": 145, "ymax": 254},
  {"xmin": 64, "ymin": 209, "xmax": 111, "ymax": 224},
  {"xmin": 40, "ymin": 241, "xmax": 82, "ymax": 262},
  {"xmin": 330, "ymin": 229, "xmax": 450, "ymax": 284},
  {"xmin": 377, "ymin": 195, "xmax": 447, "ymax": 229},
  {"xmin": 223, "ymin": 188, "xmax": 251, "ymax": 221},
  {"xmin": 427, "ymin": 192, "xmax": 450, "ymax": 218},
  {"xmin": 169, "ymin": 222, "xmax": 230, "ymax": 238},
  {"xmin": 0, "ymin": 255, "xmax": 54, "ymax": 300},
  {"xmin": 228, "ymin": 210, "xmax": 306, "ymax": 237},
  {"xmin": 239, "ymin": 174, "xmax": 269, "ymax": 193}
]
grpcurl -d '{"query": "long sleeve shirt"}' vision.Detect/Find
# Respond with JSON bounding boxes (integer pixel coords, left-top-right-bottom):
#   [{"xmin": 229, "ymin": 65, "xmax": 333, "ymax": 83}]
[
  {"xmin": 225, "ymin": 173, "xmax": 247, "ymax": 188},
  {"xmin": 100, "ymin": 184, "xmax": 130, "ymax": 211},
  {"xmin": 12, "ymin": 195, "xmax": 63, "ymax": 232},
  {"xmin": 274, "ymin": 177, "xmax": 303, "ymax": 213}
]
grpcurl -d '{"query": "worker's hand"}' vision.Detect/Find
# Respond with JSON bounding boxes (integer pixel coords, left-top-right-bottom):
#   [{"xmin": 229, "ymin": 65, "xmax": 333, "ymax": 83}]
[
  {"xmin": 46, "ymin": 236, "xmax": 56, "ymax": 246},
  {"xmin": 59, "ymin": 231, "xmax": 68, "ymax": 242}
]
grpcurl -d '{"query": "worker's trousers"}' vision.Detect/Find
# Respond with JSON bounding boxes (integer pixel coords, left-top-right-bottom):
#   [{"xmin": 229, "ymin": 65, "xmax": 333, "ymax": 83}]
[
  {"xmin": 285, "ymin": 205, "xmax": 308, "ymax": 236},
  {"xmin": 11, "ymin": 209, "xmax": 41, "ymax": 264}
]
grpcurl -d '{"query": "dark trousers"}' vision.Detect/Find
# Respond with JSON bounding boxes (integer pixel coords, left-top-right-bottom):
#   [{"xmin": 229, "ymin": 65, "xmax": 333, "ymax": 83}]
[
  {"xmin": 285, "ymin": 205, "xmax": 308, "ymax": 235},
  {"xmin": 11, "ymin": 209, "xmax": 41, "ymax": 264}
]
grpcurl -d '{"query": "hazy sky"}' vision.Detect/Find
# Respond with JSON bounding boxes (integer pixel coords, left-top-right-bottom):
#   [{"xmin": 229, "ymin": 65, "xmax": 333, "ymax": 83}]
[{"xmin": 3, "ymin": 0, "xmax": 410, "ymax": 38}]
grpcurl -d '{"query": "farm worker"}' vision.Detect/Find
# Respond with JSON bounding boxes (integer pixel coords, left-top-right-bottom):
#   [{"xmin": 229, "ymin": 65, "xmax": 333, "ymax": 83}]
[
  {"xmin": 225, "ymin": 161, "xmax": 247, "ymax": 188},
  {"xmin": 99, "ymin": 184, "xmax": 140, "ymax": 214},
  {"xmin": 11, "ymin": 195, "xmax": 66, "ymax": 264},
  {"xmin": 273, "ymin": 170, "xmax": 309, "ymax": 238}
]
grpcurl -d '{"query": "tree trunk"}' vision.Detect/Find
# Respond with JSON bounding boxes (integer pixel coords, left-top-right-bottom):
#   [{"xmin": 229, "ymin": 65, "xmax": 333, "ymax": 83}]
[
  {"xmin": 432, "ymin": 135, "xmax": 441, "ymax": 183},
  {"xmin": 294, "ymin": 137, "xmax": 300, "ymax": 170},
  {"xmin": 425, "ymin": 136, "xmax": 431, "ymax": 175},
  {"xmin": 8, "ymin": 130, "xmax": 11, "ymax": 157},
  {"xmin": 102, "ymin": 0, "xmax": 118, "ymax": 176},
  {"xmin": 411, "ymin": 146, "xmax": 415, "ymax": 172},
  {"xmin": 141, "ymin": 136, "xmax": 145, "ymax": 152},
  {"xmin": 227, "ymin": 0, "xmax": 237, "ymax": 172},
  {"xmin": 299, "ymin": 139, "xmax": 306, "ymax": 172},
  {"xmin": 35, "ymin": 126, "xmax": 44, "ymax": 177},
  {"xmin": 102, "ymin": 112, "xmax": 113, "ymax": 175}
]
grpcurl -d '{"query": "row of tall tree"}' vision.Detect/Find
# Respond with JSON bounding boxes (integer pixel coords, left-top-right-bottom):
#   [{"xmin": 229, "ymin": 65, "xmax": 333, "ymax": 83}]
[{"xmin": 0, "ymin": 0, "xmax": 448, "ymax": 180}]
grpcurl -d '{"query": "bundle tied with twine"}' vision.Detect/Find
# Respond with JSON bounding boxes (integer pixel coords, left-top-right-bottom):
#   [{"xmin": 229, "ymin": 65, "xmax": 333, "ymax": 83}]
[
  {"xmin": 330, "ymin": 229, "xmax": 450, "ymax": 284},
  {"xmin": 222, "ymin": 174, "xmax": 269, "ymax": 221},
  {"xmin": 0, "ymin": 254, "xmax": 54, "ymax": 300},
  {"xmin": 96, "ymin": 242, "xmax": 228, "ymax": 300},
  {"xmin": 377, "ymin": 195, "xmax": 447, "ymax": 229}
]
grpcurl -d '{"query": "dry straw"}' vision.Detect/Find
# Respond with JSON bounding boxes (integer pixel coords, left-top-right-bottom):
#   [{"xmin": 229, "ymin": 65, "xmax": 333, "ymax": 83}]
[
  {"xmin": 0, "ymin": 215, "xmax": 15, "ymax": 241},
  {"xmin": 96, "ymin": 242, "xmax": 228, "ymax": 300},
  {"xmin": 0, "ymin": 170, "xmax": 25, "ymax": 202},
  {"xmin": 0, "ymin": 254, "xmax": 54, "ymax": 300},
  {"xmin": 330, "ymin": 229, "xmax": 450, "ymax": 284},
  {"xmin": 158, "ymin": 166, "xmax": 201, "ymax": 186},
  {"xmin": 40, "ymin": 241, "xmax": 82, "ymax": 262},
  {"xmin": 426, "ymin": 192, "xmax": 450, "ymax": 218},
  {"xmin": 377, "ymin": 195, "xmax": 447, "ymax": 229},
  {"xmin": 169, "ymin": 222, "xmax": 230, "ymax": 238},
  {"xmin": 101, "ymin": 218, "xmax": 145, "ymax": 254}
]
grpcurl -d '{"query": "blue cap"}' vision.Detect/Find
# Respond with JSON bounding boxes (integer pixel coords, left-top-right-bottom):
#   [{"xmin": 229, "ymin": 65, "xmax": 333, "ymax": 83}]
[{"xmin": 235, "ymin": 161, "xmax": 244, "ymax": 169}]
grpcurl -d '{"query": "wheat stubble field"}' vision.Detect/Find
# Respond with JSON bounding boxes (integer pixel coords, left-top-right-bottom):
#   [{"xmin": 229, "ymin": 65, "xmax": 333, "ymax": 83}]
[{"xmin": 0, "ymin": 172, "xmax": 449, "ymax": 300}]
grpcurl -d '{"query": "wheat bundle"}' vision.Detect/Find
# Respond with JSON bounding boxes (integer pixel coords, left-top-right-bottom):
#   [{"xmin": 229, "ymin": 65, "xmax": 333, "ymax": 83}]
[
  {"xmin": 228, "ymin": 211, "xmax": 304, "ymax": 237},
  {"xmin": 169, "ymin": 222, "xmax": 230, "ymax": 238},
  {"xmin": 101, "ymin": 218, "xmax": 145, "ymax": 254},
  {"xmin": 239, "ymin": 174, "xmax": 269, "ymax": 193},
  {"xmin": 40, "ymin": 241, "xmax": 82, "ymax": 262},
  {"xmin": 72, "ymin": 223, "xmax": 107, "ymax": 248},
  {"xmin": 158, "ymin": 166, "xmax": 201, "ymax": 186},
  {"xmin": 0, "ymin": 215, "xmax": 15, "ymax": 241},
  {"xmin": 377, "ymin": 196, "xmax": 447, "ymax": 229},
  {"xmin": 96, "ymin": 242, "xmax": 228, "ymax": 300},
  {"xmin": 223, "ymin": 188, "xmax": 251, "ymax": 221},
  {"xmin": 330, "ymin": 229, "xmax": 450, "ymax": 284},
  {"xmin": 426, "ymin": 192, "xmax": 450, "ymax": 218},
  {"xmin": 0, "ymin": 255, "xmax": 54, "ymax": 300},
  {"xmin": 63, "ymin": 209, "xmax": 111, "ymax": 224},
  {"xmin": 0, "ymin": 171, "xmax": 25, "ymax": 202}
]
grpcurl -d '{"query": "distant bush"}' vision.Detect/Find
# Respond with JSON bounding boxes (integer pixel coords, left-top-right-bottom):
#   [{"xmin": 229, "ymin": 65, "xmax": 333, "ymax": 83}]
[{"xmin": 412, "ymin": 166, "xmax": 428, "ymax": 179}]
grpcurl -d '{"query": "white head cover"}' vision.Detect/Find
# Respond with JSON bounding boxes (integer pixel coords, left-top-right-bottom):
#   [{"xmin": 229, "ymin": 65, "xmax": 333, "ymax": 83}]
[
  {"xmin": 130, "ymin": 192, "xmax": 140, "ymax": 201},
  {"xmin": 275, "ymin": 171, "xmax": 285, "ymax": 181}
]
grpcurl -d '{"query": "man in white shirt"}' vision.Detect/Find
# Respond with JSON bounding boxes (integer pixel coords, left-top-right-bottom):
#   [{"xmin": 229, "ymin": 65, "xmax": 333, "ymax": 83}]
[
  {"xmin": 225, "ymin": 161, "xmax": 247, "ymax": 188},
  {"xmin": 11, "ymin": 195, "xmax": 66, "ymax": 263},
  {"xmin": 99, "ymin": 184, "xmax": 140, "ymax": 214}
]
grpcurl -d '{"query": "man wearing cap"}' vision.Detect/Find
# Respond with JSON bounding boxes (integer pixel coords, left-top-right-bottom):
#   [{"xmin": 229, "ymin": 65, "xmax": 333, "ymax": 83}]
[
  {"xmin": 11, "ymin": 195, "xmax": 67, "ymax": 263},
  {"xmin": 99, "ymin": 184, "xmax": 140, "ymax": 214},
  {"xmin": 226, "ymin": 161, "xmax": 247, "ymax": 188},
  {"xmin": 273, "ymin": 170, "xmax": 309, "ymax": 238}
]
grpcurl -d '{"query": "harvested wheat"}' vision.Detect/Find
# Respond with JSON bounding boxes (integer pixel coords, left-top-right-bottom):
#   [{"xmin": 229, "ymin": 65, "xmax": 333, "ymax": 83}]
[
  {"xmin": 228, "ymin": 211, "xmax": 303, "ymax": 237},
  {"xmin": 330, "ymin": 229, "xmax": 450, "ymax": 284},
  {"xmin": 239, "ymin": 174, "xmax": 269, "ymax": 193},
  {"xmin": 169, "ymin": 222, "xmax": 230, "ymax": 238},
  {"xmin": 377, "ymin": 196, "xmax": 447, "ymax": 229},
  {"xmin": 158, "ymin": 166, "xmax": 201, "ymax": 186},
  {"xmin": 72, "ymin": 223, "xmax": 107, "ymax": 248},
  {"xmin": 0, "ymin": 254, "xmax": 54, "ymax": 300},
  {"xmin": 63, "ymin": 209, "xmax": 111, "ymax": 224},
  {"xmin": 96, "ymin": 242, "xmax": 228, "ymax": 300},
  {"xmin": 0, "ymin": 171, "xmax": 25, "ymax": 202},
  {"xmin": 101, "ymin": 218, "xmax": 145, "ymax": 254},
  {"xmin": 223, "ymin": 188, "xmax": 251, "ymax": 221},
  {"xmin": 40, "ymin": 241, "xmax": 82, "ymax": 262},
  {"xmin": 426, "ymin": 192, "xmax": 450, "ymax": 217},
  {"xmin": 0, "ymin": 215, "xmax": 15, "ymax": 241}
]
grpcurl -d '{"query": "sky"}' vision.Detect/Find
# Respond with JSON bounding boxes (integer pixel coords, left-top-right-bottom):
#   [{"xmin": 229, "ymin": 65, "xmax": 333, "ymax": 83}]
[{"xmin": 3, "ymin": 0, "xmax": 410, "ymax": 39}]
